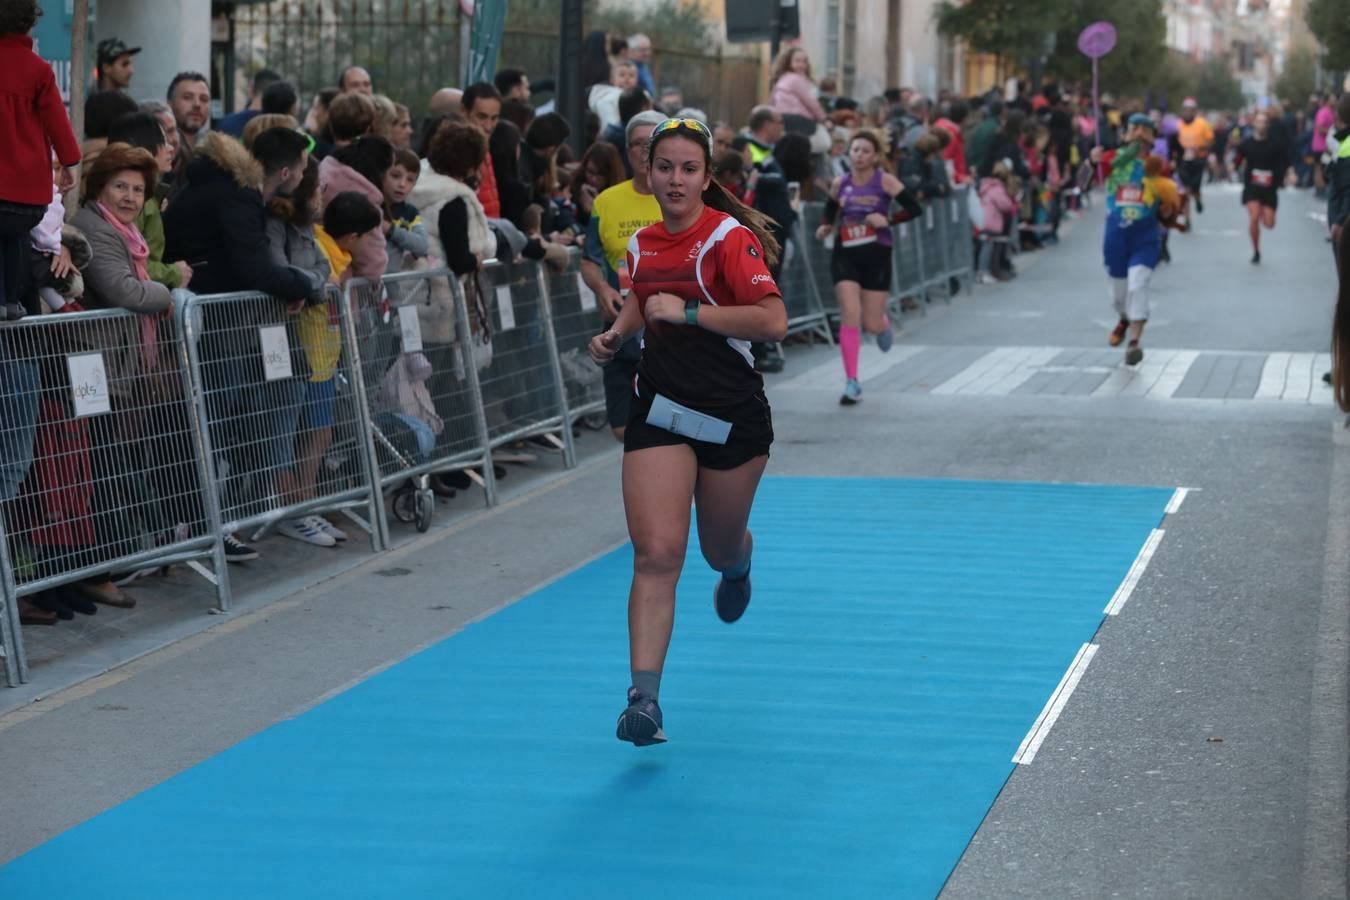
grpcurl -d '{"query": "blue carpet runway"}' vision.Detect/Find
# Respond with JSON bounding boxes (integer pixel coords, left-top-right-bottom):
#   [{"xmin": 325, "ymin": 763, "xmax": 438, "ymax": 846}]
[{"xmin": 0, "ymin": 478, "xmax": 1173, "ymax": 898}]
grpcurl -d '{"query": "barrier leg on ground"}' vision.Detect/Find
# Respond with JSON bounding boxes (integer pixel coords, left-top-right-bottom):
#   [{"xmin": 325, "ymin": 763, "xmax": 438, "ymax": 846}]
[{"xmin": 0, "ymin": 514, "xmax": 21, "ymax": 685}]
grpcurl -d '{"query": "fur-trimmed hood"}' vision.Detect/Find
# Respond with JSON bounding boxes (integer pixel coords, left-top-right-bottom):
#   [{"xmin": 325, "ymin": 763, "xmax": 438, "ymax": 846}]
[{"xmin": 186, "ymin": 131, "xmax": 263, "ymax": 189}]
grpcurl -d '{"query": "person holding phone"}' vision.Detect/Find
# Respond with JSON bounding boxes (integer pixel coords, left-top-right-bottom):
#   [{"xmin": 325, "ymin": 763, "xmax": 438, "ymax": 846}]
[
  {"xmin": 815, "ymin": 131, "xmax": 921, "ymax": 405},
  {"xmin": 588, "ymin": 117, "xmax": 787, "ymax": 747}
]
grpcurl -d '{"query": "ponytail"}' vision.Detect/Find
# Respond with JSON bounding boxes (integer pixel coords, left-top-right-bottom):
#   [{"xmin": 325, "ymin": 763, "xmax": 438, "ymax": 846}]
[{"xmin": 702, "ymin": 179, "xmax": 782, "ymax": 270}]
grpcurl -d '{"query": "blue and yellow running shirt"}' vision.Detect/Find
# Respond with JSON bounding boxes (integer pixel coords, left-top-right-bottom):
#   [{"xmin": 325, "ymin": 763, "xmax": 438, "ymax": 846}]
[{"xmin": 1103, "ymin": 142, "xmax": 1160, "ymax": 229}]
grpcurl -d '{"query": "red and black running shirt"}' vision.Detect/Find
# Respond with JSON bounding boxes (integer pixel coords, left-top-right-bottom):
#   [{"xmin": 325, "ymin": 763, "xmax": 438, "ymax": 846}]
[{"xmin": 626, "ymin": 206, "xmax": 781, "ymax": 413}]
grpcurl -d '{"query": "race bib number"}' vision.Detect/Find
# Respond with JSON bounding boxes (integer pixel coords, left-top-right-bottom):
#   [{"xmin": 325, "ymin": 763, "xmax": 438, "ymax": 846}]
[
  {"xmin": 840, "ymin": 222, "xmax": 878, "ymax": 248},
  {"xmin": 1251, "ymin": 168, "xmax": 1273, "ymax": 187},
  {"xmin": 1115, "ymin": 183, "xmax": 1144, "ymax": 205}
]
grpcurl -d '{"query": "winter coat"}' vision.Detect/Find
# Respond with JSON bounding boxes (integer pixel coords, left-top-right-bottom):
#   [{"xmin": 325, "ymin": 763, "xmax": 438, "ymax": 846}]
[
  {"xmin": 162, "ymin": 132, "xmax": 314, "ymax": 300},
  {"xmin": 70, "ymin": 204, "xmax": 175, "ymax": 396},
  {"xmin": 0, "ymin": 34, "xmax": 80, "ymax": 206},
  {"xmin": 769, "ymin": 73, "xmax": 826, "ymax": 123},
  {"xmin": 136, "ymin": 186, "xmax": 181, "ymax": 289},
  {"xmin": 408, "ymin": 162, "xmax": 496, "ymax": 344},
  {"xmin": 375, "ymin": 351, "xmax": 443, "ymax": 435},
  {"xmin": 318, "ymin": 155, "xmax": 389, "ymax": 280},
  {"xmin": 264, "ymin": 213, "xmax": 331, "ymax": 301},
  {"xmin": 978, "ymin": 177, "xmax": 1016, "ymax": 235}
]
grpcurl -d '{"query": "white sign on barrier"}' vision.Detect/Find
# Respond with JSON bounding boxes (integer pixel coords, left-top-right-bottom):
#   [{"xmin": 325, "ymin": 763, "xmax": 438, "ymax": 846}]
[
  {"xmin": 899, "ymin": 223, "xmax": 909, "ymax": 238},
  {"xmin": 398, "ymin": 305, "xmax": 423, "ymax": 353},
  {"xmin": 258, "ymin": 325, "xmax": 293, "ymax": 381},
  {"xmin": 496, "ymin": 284, "xmax": 516, "ymax": 330},
  {"xmin": 951, "ymin": 198, "xmax": 961, "ymax": 223},
  {"xmin": 577, "ymin": 273, "xmax": 597, "ymax": 311},
  {"xmin": 66, "ymin": 352, "xmax": 111, "ymax": 417},
  {"xmin": 926, "ymin": 208, "xmax": 935, "ymax": 231}
]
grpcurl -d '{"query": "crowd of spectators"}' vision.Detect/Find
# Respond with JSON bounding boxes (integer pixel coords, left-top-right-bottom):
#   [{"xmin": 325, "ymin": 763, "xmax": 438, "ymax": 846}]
[{"xmin": 6, "ymin": 0, "xmax": 1344, "ymax": 629}]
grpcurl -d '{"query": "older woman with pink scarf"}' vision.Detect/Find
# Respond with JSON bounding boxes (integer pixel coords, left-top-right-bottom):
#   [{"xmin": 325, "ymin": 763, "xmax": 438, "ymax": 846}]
[{"xmin": 65, "ymin": 142, "xmax": 177, "ymax": 610}]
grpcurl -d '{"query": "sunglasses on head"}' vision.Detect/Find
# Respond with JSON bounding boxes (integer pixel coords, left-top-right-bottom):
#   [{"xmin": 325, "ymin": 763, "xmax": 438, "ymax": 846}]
[{"xmin": 650, "ymin": 117, "xmax": 711, "ymax": 142}]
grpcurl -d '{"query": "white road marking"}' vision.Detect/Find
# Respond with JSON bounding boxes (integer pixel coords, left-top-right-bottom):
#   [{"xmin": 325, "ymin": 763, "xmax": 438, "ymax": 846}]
[
  {"xmin": 931, "ymin": 347, "xmax": 1061, "ymax": 395},
  {"xmin": 1091, "ymin": 350, "xmax": 1200, "ymax": 398},
  {"xmin": 1105, "ymin": 528, "xmax": 1166, "ymax": 616},
  {"xmin": 1012, "ymin": 642, "xmax": 1099, "ymax": 765},
  {"xmin": 783, "ymin": 344, "xmax": 1330, "ymax": 403},
  {"xmin": 1256, "ymin": 352, "xmax": 1292, "ymax": 399},
  {"xmin": 1164, "ymin": 487, "xmax": 1191, "ymax": 515}
]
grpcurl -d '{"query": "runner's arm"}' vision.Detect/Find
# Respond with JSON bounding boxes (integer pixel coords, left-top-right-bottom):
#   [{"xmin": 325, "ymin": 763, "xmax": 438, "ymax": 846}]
[{"xmin": 647, "ymin": 292, "xmax": 788, "ymax": 343}]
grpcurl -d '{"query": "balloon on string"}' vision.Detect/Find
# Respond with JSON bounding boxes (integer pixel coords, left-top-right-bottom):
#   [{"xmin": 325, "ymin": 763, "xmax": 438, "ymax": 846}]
[
  {"xmin": 1077, "ymin": 21, "xmax": 1117, "ymax": 59},
  {"xmin": 1078, "ymin": 21, "xmax": 1117, "ymax": 149}
]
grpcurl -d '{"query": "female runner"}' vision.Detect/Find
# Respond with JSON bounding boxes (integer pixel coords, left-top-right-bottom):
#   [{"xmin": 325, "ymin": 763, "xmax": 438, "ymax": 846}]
[
  {"xmin": 588, "ymin": 117, "xmax": 788, "ymax": 747},
  {"xmin": 816, "ymin": 131, "xmax": 922, "ymax": 405},
  {"xmin": 1234, "ymin": 111, "xmax": 1290, "ymax": 264}
]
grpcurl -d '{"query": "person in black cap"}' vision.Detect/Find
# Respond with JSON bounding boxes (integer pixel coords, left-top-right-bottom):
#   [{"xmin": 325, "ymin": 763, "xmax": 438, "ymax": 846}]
[{"xmin": 96, "ymin": 38, "xmax": 139, "ymax": 92}]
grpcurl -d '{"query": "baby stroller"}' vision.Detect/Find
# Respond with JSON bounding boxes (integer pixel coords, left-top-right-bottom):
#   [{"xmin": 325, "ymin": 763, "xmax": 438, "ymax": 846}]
[{"xmin": 372, "ymin": 351, "xmax": 444, "ymax": 533}]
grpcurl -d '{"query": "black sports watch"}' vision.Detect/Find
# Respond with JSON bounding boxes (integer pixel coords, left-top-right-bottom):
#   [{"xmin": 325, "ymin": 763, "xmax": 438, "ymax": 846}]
[{"xmin": 684, "ymin": 298, "xmax": 700, "ymax": 326}]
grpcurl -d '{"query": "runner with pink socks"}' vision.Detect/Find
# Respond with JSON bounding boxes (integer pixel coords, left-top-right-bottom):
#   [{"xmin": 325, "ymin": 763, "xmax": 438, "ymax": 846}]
[{"xmin": 815, "ymin": 131, "xmax": 922, "ymax": 405}]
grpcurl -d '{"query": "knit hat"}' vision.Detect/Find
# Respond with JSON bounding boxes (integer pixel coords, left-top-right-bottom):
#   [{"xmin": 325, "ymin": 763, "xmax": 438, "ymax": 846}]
[
  {"xmin": 526, "ymin": 113, "xmax": 571, "ymax": 151},
  {"xmin": 1127, "ymin": 113, "xmax": 1157, "ymax": 132}
]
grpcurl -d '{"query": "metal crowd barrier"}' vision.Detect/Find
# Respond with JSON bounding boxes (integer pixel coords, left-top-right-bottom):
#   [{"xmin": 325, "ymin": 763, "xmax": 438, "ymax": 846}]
[
  {"xmin": 776, "ymin": 228, "xmax": 834, "ymax": 342},
  {"xmin": 544, "ymin": 250, "xmax": 608, "ymax": 426},
  {"xmin": 179, "ymin": 288, "xmax": 382, "ymax": 556},
  {"xmin": 344, "ymin": 269, "xmax": 495, "ymax": 543},
  {"xmin": 0, "ymin": 305, "xmax": 226, "ymax": 685},
  {"xmin": 471, "ymin": 260, "xmax": 577, "ymax": 465}
]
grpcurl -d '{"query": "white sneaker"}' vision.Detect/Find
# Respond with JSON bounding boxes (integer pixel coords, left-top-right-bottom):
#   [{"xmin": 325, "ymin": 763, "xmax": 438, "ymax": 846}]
[
  {"xmin": 309, "ymin": 515, "xmax": 348, "ymax": 542},
  {"xmin": 277, "ymin": 517, "xmax": 336, "ymax": 547}
]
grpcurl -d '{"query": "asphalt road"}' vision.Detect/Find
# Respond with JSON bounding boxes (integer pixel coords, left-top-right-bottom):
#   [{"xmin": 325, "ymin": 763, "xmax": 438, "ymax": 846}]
[{"xmin": 1, "ymin": 183, "xmax": 1344, "ymax": 899}]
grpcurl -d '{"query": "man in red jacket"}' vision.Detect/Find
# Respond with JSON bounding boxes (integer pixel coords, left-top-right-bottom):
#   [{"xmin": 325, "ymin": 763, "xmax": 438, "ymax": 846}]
[{"xmin": 0, "ymin": 0, "xmax": 80, "ymax": 321}]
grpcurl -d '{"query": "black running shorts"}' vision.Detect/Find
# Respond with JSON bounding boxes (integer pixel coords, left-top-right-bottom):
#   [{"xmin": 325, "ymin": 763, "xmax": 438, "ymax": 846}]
[
  {"xmin": 830, "ymin": 242, "xmax": 893, "ymax": 293},
  {"xmin": 623, "ymin": 376, "xmax": 773, "ymax": 470}
]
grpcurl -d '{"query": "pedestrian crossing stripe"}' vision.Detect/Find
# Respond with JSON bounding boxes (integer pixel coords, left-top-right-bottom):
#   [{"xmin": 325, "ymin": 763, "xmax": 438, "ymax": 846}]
[{"xmin": 784, "ymin": 345, "xmax": 1335, "ymax": 404}]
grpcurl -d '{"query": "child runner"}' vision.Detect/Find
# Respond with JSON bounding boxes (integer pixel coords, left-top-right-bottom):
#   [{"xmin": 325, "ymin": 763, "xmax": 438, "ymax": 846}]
[
  {"xmin": 588, "ymin": 117, "xmax": 788, "ymax": 747},
  {"xmin": 814, "ymin": 131, "xmax": 921, "ymax": 404},
  {"xmin": 1234, "ymin": 111, "xmax": 1291, "ymax": 265}
]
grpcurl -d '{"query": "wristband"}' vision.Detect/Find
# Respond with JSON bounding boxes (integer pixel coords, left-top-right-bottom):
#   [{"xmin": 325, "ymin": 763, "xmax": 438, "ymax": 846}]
[{"xmin": 684, "ymin": 298, "xmax": 700, "ymax": 327}]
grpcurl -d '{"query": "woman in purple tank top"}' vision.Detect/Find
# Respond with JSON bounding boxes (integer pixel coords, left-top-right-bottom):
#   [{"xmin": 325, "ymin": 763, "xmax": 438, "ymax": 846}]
[{"xmin": 815, "ymin": 131, "xmax": 920, "ymax": 405}]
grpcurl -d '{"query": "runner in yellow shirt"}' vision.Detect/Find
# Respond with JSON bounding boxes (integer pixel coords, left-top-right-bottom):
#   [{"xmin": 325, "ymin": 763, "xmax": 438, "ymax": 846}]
[{"xmin": 580, "ymin": 110, "xmax": 666, "ymax": 442}]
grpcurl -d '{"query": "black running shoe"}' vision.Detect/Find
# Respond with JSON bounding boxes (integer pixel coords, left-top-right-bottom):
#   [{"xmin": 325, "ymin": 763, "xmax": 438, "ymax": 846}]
[
  {"xmin": 1124, "ymin": 344, "xmax": 1144, "ymax": 367},
  {"xmin": 1251, "ymin": 251, "xmax": 1260, "ymax": 265},
  {"xmin": 616, "ymin": 687, "xmax": 666, "ymax": 747},
  {"xmin": 714, "ymin": 567, "xmax": 752, "ymax": 623}
]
